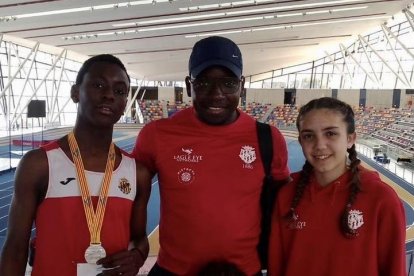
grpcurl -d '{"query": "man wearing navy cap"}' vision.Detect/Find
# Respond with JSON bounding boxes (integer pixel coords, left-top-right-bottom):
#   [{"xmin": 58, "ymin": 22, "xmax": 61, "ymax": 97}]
[{"xmin": 132, "ymin": 36, "xmax": 290, "ymax": 275}]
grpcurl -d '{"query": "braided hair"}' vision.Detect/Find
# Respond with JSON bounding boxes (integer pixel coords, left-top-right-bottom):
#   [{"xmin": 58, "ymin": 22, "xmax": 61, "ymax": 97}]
[{"xmin": 287, "ymin": 97, "xmax": 361, "ymax": 238}]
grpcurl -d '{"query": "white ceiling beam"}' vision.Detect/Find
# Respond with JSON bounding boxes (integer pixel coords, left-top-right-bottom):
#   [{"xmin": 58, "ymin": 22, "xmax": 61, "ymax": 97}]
[
  {"xmin": 9, "ymin": 43, "xmax": 40, "ymax": 126},
  {"xmin": 12, "ymin": 49, "xmax": 66, "ymax": 125},
  {"xmin": 380, "ymin": 24, "xmax": 412, "ymax": 86},
  {"xmin": 357, "ymin": 38, "xmax": 382, "ymax": 87},
  {"xmin": 49, "ymin": 51, "xmax": 68, "ymax": 124},
  {"xmin": 358, "ymin": 34, "xmax": 408, "ymax": 87},
  {"xmin": 338, "ymin": 44, "xmax": 354, "ymax": 87},
  {"xmin": 0, "ymin": 42, "xmax": 39, "ymax": 99},
  {"xmin": 339, "ymin": 43, "xmax": 379, "ymax": 87},
  {"xmin": 125, "ymin": 78, "xmax": 145, "ymax": 118}
]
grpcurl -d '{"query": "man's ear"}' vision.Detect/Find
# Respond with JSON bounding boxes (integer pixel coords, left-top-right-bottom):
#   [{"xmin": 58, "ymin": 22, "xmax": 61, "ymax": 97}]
[
  {"xmin": 71, "ymin": 85, "xmax": 79, "ymax": 103},
  {"xmin": 185, "ymin": 76, "xmax": 192, "ymax": 97}
]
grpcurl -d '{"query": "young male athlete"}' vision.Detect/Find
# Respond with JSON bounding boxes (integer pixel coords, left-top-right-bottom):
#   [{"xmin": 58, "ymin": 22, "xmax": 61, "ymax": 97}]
[
  {"xmin": 0, "ymin": 54, "xmax": 151, "ymax": 276},
  {"xmin": 132, "ymin": 36, "xmax": 290, "ymax": 275}
]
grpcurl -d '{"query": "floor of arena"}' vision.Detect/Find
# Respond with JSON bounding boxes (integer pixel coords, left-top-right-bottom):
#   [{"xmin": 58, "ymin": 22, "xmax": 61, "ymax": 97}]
[{"xmin": 0, "ymin": 129, "xmax": 413, "ymax": 275}]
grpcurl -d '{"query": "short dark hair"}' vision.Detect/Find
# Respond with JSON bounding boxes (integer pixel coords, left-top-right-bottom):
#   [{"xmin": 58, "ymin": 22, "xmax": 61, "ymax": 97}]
[{"xmin": 75, "ymin": 54, "xmax": 130, "ymax": 85}]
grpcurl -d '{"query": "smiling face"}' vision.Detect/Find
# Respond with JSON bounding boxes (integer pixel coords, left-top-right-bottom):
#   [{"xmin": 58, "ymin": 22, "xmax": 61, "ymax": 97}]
[
  {"xmin": 298, "ymin": 108, "xmax": 356, "ymax": 185},
  {"xmin": 186, "ymin": 66, "xmax": 244, "ymax": 125},
  {"xmin": 71, "ymin": 61, "xmax": 129, "ymax": 128}
]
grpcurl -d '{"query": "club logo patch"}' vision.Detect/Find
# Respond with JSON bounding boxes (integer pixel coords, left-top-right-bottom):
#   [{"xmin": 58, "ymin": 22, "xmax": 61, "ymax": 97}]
[
  {"xmin": 118, "ymin": 177, "xmax": 131, "ymax": 194},
  {"xmin": 177, "ymin": 168, "xmax": 195, "ymax": 184},
  {"xmin": 182, "ymin": 148, "xmax": 192, "ymax": 155},
  {"xmin": 239, "ymin": 145, "xmax": 256, "ymax": 169},
  {"xmin": 288, "ymin": 220, "xmax": 307, "ymax": 230},
  {"xmin": 348, "ymin": 209, "xmax": 364, "ymax": 230},
  {"xmin": 173, "ymin": 148, "xmax": 203, "ymax": 163}
]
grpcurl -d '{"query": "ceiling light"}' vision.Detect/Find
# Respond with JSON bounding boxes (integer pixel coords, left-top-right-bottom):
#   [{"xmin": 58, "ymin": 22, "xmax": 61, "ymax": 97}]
[
  {"xmin": 113, "ymin": 5, "xmax": 368, "ymax": 27},
  {"xmin": 16, "ymin": 7, "xmax": 93, "ymax": 18},
  {"xmin": 305, "ymin": 10, "xmax": 329, "ymax": 15},
  {"xmin": 252, "ymin": 15, "xmax": 388, "ymax": 31},
  {"xmin": 3, "ymin": 1, "xmax": 177, "ymax": 20},
  {"xmin": 331, "ymin": 6, "xmax": 368, "ymax": 12},
  {"xmin": 179, "ymin": 0, "xmax": 364, "ymax": 12},
  {"xmin": 277, "ymin": 13, "xmax": 302, "ymax": 18},
  {"xmin": 60, "ymin": 5, "xmax": 373, "ymax": 40},
  {"xmin": 305, "ymin": 6, "xmax": 367, "ymax": 16},
  {"xmin": 113, "ymin": 12, "xmax": 227, "ymax": 27},
  {"xmin": 186, "ymin": 30, "xmax": 245, "ymax": 38},
  {"xmin": 138, "ymin": 16, "xmax": 263, "ymax": 32},
  {"xmin": 187, "ymin": 15, "xmax": 389, "ymax": 37},
  {"xmin": 180, "ymin": 0, "xmax": 274, "ymax": 11}
]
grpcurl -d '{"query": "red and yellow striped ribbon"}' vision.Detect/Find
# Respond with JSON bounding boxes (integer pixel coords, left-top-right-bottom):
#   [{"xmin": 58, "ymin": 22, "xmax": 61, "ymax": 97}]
[{"xmin": 68, "ymin": 132, "xmax": 115, "ymax": 244}]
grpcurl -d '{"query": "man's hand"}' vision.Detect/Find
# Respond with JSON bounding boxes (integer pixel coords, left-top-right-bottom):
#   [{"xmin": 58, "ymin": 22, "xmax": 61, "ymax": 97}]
[{"xmin": 96, "ymin": 248, "xmax": 145, "ymax": 276}]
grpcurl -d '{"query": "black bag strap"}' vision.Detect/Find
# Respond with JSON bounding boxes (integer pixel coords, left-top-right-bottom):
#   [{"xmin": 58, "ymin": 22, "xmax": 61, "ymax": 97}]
[
  {"xmin": 256, "ymin": 121, "xmax": 273, "ymax": 177},
  {"xmin": 256, "ymin": 121, "xmax": 274, "ymax": 269}
]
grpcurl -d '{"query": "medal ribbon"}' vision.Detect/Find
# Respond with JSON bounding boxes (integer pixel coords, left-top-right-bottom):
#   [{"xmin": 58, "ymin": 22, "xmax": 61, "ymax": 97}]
[{"xmin": 68, "ymin": 132, "xmax": 115, "ymax": 244}]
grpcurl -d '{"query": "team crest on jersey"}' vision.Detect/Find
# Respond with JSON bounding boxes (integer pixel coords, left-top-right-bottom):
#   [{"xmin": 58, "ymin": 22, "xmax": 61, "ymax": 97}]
[
  {"xmin": 177, "ymin": 168, "xmax": 195, "ymax": 184},
  {"xmin": 118, "ymin": 177, "xmax": 131, "ymax": 195},
  {"xmin": 348, "ymin": 209, "xmax": 364, "ymax": 230},
  {"xmin": 239, "ymin": 145, "xmax": 256, "ymax": 169}
]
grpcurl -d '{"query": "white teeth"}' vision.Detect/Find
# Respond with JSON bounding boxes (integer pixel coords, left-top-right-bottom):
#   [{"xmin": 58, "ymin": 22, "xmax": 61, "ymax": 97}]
[
  {"xmin": 209, "ymin": 107, "xmax": 222, "ymax": 110},
  {"xmin": 315, "ymin": 155, "xmax": 329, "ymax": 160}
]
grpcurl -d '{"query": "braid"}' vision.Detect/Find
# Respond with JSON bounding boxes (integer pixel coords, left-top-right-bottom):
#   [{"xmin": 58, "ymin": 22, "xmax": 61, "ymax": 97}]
[
  {"xmin": 340, "ymin": 144, "xmax": 361, "ymax": 238},
  {"xmin": 285, "ymin": 161, "xmax": 313, "ymax": 222},
  {"xmin": 296, "ymin": 97, "xmax": 362, "ymax": 239}
]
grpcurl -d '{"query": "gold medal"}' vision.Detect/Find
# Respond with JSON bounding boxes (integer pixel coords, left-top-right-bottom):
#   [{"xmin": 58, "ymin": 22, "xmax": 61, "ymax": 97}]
[{"xmin": 68, "ymin": 132, "xmax": 115, "ymax": 264}]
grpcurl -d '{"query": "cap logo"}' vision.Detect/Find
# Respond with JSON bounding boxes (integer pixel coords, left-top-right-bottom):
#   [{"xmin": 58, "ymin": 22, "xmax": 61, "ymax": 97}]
[{"xmin": 189, "ymin": 36, "xmax": 242, "ymax": 78}]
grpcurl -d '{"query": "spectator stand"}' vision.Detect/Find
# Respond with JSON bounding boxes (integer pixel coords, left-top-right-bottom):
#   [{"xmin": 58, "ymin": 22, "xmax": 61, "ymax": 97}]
[{"xmin": 137, "ymin": 100, "xmax": 164, "ymax": 123}]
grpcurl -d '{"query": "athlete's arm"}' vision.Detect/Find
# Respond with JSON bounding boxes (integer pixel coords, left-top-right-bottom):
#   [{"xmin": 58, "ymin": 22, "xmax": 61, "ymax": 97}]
[
  {"xmin": 130, "ymin": 162, "xmax": 152, "ymax": 264},
  {"xmin": 0, "ymin": 149, "xmax": 48, "ymax": 275},
  {"xmin": 97, "ymin": 161, "xmax": 152, "ymax": 276}
]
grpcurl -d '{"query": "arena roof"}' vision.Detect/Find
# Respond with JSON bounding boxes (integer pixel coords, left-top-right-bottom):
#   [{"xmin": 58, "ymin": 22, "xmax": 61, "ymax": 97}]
[{"xmin": 0, "ymin": 0, "xmax": 412, "ymax": 81}]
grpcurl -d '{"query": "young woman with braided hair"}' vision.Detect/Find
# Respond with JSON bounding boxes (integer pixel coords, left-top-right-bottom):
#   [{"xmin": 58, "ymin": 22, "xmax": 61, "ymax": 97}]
[{"xmin": 268, "ymin": 97, "xmax": 406, "ymax": 276}]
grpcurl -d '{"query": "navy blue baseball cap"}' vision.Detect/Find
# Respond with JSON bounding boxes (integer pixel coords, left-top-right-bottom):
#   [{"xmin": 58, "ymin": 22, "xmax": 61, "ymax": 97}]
[{"xmin": 189, "ymin": 36, "xmax": 243, "ymax": 78}]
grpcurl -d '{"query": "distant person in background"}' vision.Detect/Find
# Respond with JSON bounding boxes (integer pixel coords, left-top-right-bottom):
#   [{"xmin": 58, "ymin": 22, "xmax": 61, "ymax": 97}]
[
  {"xmin": 132, "ymin": 36, "xmax": 290, "ymax": 275},
  {"xmin": 268, "ymin": 97, "xmax": 406, "ymax": 276},
  {"xmin": 0, "ymin": 54, "xmax": 151, "ymax": 276}
]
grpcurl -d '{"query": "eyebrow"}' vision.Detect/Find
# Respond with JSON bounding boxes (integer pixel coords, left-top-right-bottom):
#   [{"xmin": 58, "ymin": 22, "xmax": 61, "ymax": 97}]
[
  {"xmin": 90, "ymin": 76, "xmax": 128, "ymax": 85},
  {"xmin": 300, "ymin": 126, "xmax": 340, "ymax": 133},
  {"xmin": 113, "ymin": 80, "xmax": 128, "ymax": 86}
]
